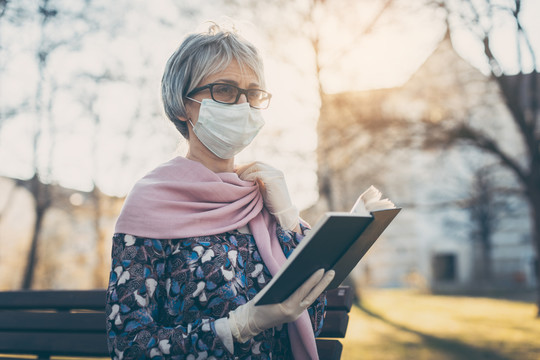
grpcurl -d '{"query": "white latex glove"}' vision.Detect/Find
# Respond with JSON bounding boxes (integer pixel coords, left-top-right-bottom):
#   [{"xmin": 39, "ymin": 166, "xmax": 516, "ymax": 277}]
[
  {"xmin": 227, "ymin": 268, "xmax": 335, "ymax": 343},
  {"xmin": 236, "ymin": 162, "xmax": 299, "ymax": 231}
]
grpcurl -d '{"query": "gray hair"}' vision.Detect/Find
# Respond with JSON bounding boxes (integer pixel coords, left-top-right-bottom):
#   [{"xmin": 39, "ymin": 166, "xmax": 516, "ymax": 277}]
[{"xmin": 161, "ymin": 24, "xmax": 266, "ymax": 139}]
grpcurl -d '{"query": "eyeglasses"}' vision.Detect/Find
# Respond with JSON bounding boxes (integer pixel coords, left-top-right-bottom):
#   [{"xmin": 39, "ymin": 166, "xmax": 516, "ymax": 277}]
[{"xmin": 187, "ymin": 83, "xmax": 272, "ymax": 109}]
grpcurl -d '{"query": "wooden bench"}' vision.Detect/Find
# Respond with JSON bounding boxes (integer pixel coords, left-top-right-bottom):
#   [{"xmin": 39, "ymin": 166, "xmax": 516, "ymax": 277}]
[
  {"xmin": 0, "ymin": 286, "xmax": 353, "ymax": 359},
  {"xmin": 317, "ymin": 286, "xmax": 354, "ymax": 359}
]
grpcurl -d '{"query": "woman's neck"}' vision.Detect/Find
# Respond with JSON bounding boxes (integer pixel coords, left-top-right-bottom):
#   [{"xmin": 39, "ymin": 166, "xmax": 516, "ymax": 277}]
[{"xmin": 186, "ymin": 146, "xmax": 234, "ymax": 173}]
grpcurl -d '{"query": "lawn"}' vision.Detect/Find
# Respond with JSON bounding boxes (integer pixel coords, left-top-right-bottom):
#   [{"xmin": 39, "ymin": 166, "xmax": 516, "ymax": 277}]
[{"xmin": 340, "ymin": 289, "xmax": 540, "ymax": 360}]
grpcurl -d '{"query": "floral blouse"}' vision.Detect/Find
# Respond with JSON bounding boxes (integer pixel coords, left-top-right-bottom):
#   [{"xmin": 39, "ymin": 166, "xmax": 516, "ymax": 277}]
[{"xmin": 105, "ymin": 225, "xmax": 327, "ymax": 359}]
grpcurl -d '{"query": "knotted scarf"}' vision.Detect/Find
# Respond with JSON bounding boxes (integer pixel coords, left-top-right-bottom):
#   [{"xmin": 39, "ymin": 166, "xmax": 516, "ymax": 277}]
[{"xmin": 115, "ymin": 156, "xmax": 318, "ymax": 360}]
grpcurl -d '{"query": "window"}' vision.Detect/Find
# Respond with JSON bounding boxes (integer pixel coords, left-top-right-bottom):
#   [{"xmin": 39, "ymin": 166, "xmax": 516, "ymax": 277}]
[{"xmin": 433, "ymin": 253, "xmax": 457, "ymax": 281}]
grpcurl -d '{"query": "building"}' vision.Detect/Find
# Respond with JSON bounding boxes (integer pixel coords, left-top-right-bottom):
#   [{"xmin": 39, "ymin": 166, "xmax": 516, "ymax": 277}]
[{"xmin": 303, "ymin": 31, "xmax": 536, "ymax": 292}]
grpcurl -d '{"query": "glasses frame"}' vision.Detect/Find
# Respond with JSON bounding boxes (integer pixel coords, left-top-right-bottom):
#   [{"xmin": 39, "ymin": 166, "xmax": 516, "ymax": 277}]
[{"xmin": 187, "ymin": 82, "xmax": 272, "ymax": 109}]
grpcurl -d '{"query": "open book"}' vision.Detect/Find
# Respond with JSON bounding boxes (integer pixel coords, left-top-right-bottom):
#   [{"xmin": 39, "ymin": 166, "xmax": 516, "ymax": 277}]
[{"xmin": 254, "ymin": 186, "xmax": 400, "ymax": 306}]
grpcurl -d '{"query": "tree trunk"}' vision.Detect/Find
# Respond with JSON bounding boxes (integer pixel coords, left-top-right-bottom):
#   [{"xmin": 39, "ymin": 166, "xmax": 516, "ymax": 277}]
[
  {"xmin": 480, "ymin": 240, "xmax": 492, "ymax": 282},
  {"xmin": 21, "ymin": 175, "xmax": 51, "ymax": 290},
  {"xmin": 530, "ymin": 188, "xmax": 540, "ymax": 318},
  {"xmin": 21, "ymin": 206, "xmax": 46, "ymax": 289}
]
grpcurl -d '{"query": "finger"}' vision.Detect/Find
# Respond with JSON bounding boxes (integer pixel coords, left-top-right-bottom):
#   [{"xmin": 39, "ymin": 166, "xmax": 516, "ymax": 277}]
[
  {"xmin": 245, "ymin": 170, "xmax": 284, "ymax": 183},
  {"xmin": 299, "ymin": 270, "xmax": 335, "ymax": 307},
  {"xmin": 238, "ymin": 171, "xmax": 260, "ymax": 183},
  {"xmin": 238, "ymin": 162, "xmax": 276, "ymax": 178},
  {"xmin": 256, "ymin": 178, "xmax": 266, "ymax": 191}
]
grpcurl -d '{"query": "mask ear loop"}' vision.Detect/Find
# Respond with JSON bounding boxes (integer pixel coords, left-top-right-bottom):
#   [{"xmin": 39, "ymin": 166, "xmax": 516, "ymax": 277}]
[
  {"xmin": 186, "ymin": 97, "xmax": 200, "ymax": 128},
  {"xmin": 187, "ymin": 97, "xmax": 202, "ymax": 104}
]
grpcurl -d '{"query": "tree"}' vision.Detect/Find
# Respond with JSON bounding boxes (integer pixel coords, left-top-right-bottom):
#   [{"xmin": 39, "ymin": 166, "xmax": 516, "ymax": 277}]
[
  {"xmin": 21, "ymin": 0, "xmax": 58, "ymax": 289},
  {"xmin": 1, "ymin": 0, "xmax": 197, "ymax": 289},
  {"xmin": 304, "ymin": 0, "xmax": 396, "ymax": 212},
  {"xmin": 464, "ymin": 165, "xmax": 516, "ymax": 282},
  {"xmin": 9, "ymin": 0, "xmax": 102, "ymax": 289},
  {"xmin": 229, "ymin": 0, "xmax": 399, "ymax": 212},
  {"xmin": 430, "ymin": 0, "xmax": 540, "ymax": 316}
]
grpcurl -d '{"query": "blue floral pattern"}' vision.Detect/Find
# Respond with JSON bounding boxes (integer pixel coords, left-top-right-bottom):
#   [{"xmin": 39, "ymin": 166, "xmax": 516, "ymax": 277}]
[{"xmin": 106, "ymin": 225, "xmax": 326, "ymax": 359}]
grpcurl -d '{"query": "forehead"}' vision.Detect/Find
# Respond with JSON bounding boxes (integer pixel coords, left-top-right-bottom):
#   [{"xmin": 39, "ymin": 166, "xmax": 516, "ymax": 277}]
[{"xmin": 202, "ymin": 60, "xmax": 259, "ymax": 87}]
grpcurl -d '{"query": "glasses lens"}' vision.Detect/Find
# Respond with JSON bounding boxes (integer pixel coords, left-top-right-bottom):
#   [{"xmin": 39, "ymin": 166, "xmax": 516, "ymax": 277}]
[
  {"xmin": 208, "ymin": 83, "xmax": 271, "ymax": 109},
  {"xmin": 247, "ymin": 90, "xmax": 270, "ymax": 109},
  {"xmin": 211, "ymin": 84, "xmax": 238, "ymax": 103}
]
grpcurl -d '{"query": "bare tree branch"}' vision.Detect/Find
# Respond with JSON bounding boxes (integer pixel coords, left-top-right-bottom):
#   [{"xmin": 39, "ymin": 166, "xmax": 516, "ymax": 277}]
[
  {"xmin": 452, "ymin": 123, "xmax": 528, "ymax": 191},
  {"xmin": 516, "ymin": 23, "xmax": 537, "ymax": 71}
]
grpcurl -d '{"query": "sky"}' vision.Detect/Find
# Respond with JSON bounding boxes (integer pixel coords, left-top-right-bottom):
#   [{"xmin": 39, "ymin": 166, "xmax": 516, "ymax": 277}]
[{"xmin": 0, "ymin": 0, "xmax": 539, "ymax": 210}]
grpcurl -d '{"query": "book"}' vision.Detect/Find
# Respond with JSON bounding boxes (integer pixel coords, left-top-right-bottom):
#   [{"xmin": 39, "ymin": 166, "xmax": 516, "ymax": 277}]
[{"xmin": 254, "ymin": 186, "xmax": 401, "ymax": 306}]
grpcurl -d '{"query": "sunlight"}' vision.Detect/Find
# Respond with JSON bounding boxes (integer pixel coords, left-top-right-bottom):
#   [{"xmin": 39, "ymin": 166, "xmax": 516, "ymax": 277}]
[{"xmin": 342, "ymin": 289, "xmax": 540, "ymax": 359}]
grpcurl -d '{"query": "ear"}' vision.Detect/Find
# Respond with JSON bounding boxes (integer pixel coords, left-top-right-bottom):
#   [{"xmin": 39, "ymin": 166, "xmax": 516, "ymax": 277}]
[{"xmin": 178, "ymin": 106, "xmax": 192, "ymax": 122}]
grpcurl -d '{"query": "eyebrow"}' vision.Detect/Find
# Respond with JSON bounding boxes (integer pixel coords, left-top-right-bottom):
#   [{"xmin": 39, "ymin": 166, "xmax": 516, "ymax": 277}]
[{"xmin": 213, "ymin": 79, "xmax": 261, "ymax": 88}]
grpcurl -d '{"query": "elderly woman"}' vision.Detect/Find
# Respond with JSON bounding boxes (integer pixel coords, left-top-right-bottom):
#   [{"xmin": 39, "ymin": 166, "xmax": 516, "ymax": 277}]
[{"xmin": 105, "ymin": 24, "xmax": 334, "ymax": 360}]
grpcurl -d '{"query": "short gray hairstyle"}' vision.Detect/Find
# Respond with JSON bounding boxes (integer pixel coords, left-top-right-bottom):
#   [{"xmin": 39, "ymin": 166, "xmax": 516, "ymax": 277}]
[{"xmin": 161, "ymin": 24, "xmax": 266, "ymax": 139}]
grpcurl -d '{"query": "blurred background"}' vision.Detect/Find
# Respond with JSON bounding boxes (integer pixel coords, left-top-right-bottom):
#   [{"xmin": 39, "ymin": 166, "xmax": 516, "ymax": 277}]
[{"xmin": 1, "ymin": 0, "xmax": 539, "ymax": 358}]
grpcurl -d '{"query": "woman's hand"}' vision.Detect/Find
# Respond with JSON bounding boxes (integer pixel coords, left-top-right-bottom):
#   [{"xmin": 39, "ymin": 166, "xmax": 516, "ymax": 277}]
[
  {"xmin": 236, "ymin": 162, "xmax": 300, "ymax": 232},
  {"xmin": 227, "ymin": 268, "xmax": 335, "ymax": 342}
]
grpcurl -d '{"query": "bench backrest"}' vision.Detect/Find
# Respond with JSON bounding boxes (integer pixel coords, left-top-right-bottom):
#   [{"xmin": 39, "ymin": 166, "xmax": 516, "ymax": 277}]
[
  {"xmin": 0, "ymin": 287, "xmax": 352, "ymax": 359},
  {"xmin": 0, "ymin": 290, "xmax": 108, "ymax": 358}
]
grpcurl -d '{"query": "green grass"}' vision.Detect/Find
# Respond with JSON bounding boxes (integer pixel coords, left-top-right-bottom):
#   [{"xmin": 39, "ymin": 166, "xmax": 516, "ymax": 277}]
[{"xmin": 340, "ymin": 289, "xmax": 540, "ymax": 360}]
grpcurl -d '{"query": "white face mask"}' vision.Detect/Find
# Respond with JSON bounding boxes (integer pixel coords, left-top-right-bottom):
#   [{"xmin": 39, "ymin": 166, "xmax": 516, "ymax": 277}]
[{"xmin": 188, "ymin": 98, "xmax": 265, "ymax": 159}]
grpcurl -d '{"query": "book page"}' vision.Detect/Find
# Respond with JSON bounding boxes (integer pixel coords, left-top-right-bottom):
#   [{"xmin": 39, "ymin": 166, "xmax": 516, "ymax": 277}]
[{"xmin": 351, "ymin": 185, "xmax": 395, "ymax": 215}]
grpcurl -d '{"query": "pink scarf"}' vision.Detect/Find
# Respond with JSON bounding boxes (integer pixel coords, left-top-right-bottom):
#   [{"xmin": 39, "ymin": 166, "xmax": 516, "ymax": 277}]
[{"xmin": 115, "ymin": 156, "xmax": 318, "ymax": 360}]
